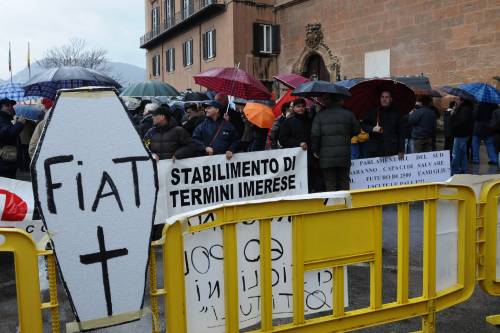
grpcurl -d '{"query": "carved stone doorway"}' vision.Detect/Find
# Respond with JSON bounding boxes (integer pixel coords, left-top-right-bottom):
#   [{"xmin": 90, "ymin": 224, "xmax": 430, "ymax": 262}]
[{"xmin": 303, "ymin": 54, "xmax": 330, "ymax": 81}]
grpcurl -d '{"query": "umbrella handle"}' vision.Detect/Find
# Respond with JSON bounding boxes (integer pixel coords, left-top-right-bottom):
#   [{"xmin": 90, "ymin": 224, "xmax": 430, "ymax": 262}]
[{"xmin": 226, "ymin": 63, "xmax": 241, "ymax": 115}]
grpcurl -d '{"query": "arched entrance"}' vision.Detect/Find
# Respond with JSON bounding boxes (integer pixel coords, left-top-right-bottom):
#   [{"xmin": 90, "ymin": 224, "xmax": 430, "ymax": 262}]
[{"xmin": 302, "ymin": 54, "xmax": 330, "ymax": 81}]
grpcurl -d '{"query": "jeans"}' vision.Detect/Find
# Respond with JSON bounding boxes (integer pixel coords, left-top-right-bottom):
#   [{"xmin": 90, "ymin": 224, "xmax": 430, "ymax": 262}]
[
  {"xmin": 451, "ymin": 137, "xmax": 469, "ymax": 175},
  {"xmin": 472, "ymin": 136, "xmax": 498, "ymax": 164},
  {"xmin": 351, "ymin": 144, "xmax": 359, "ymax": 160}
]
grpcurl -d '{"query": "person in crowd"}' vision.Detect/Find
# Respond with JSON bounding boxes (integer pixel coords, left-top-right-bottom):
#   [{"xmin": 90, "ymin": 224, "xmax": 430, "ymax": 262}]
[
  {"xmin": 311, "ymin": 94, "xmax": 360, "ymax": 191},
  {"xmin": 450, "ymin": 97, "xmax": 474, "ymax": 174},
  {"xmin": 270, "ymin": 102, "xmax": 291, "ymax": 149},
  {"xmin": 279, "ymin": 98, "xmax": 311, "ymax": 150},
  {"xmin": 215, "ymin": 93, "xmax": 244, "ymax": 137},
  {"xmin": 443, "ymin": 100, "xmax": 456, "ymax": 153},
  {"xmin": 28, "ymin": 101, "xmax": 54, "ymax": 159},
  {"xmin": 138, "ymin": 102, "xmax": 158, "ymax": 137},
  {"xmin": 362, "ymin": 90, "xmax": 405, "ymax": 158},
  {"xmin": 0, "ymin": 98, "xmax": 25, "ymax": 178},
  {"xmin": 143, "ymin": 105, "xmax": 199, "ymax": 160},
  {"xmin": 247, "ymin": 123, "xmax": 268, "ymax": 152},
  {"xmin": 408, "ymin": 95, "xmax": 437, "ymax": 153},
  {"xmin": 472, "ymin": 102, "xmax": 498, "ymax": 165},
  {"xmin": 193, "ymin": 100, "xmax": 240, "ymax": 160},
  {"xmin": 169, "ymin": 103, "xmax": 185, "ymax": 125},
  {"xmin": 490, "ymin": 105, "xmax": 500, "ymax": 168},
  {"xmin": 182, "ymin": 103, "xmax": 205, "ymax": 135}
]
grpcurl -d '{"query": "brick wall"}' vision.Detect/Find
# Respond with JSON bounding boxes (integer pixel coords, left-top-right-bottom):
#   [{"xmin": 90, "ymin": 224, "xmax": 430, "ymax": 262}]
[{"xmin": 277, "ymin": 0, "xmax": 500, "ymax": 87}]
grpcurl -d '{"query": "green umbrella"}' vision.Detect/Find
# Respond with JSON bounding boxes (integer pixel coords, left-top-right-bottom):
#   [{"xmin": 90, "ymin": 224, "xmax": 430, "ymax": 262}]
[{"xmin": 120, "ymin": 80, "xmax": 180, "ymax": 97}]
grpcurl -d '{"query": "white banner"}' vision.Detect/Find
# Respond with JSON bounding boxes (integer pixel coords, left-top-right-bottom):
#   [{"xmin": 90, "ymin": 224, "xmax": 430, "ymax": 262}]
[
  {"xmin": 350, "ymin": 151, "xmax": 451, "ymax": 190},
  {"xmin": 155, "ymin": 148, "xmax": 308, "ymax": 223},
  {"xmin": 184, "ymin": 212, "xmax": 348, "ymax": 333},
  {"xmin": 0, "ymin": 177, "xmax": 47, "ymax": 245}
]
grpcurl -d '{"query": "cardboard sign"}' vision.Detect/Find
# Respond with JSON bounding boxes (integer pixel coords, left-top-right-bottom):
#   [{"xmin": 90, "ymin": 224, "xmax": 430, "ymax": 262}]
[
  {"xmin": 350, "ymin": 151, "xmax": 451, "ymax": 190},
  {"xmin": 155, "ymin": 148, "xmax": 308, "ymax": 223},
  {"xmin": 31, "ymin": 88, "xmax": 158, "ymax": 329}
]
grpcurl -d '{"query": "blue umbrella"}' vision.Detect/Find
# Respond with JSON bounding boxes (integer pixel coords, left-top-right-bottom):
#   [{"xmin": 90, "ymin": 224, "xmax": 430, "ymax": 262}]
[
  {"xmin": 14, "ymin": 105, "xmax": 44, "ymax": 121},
  {"xmin": 439, "ymin": 86, "xmax": 476, "ymax": 101},
  {"xmin": 458, "ymin": 82, "xmax": 500, "ymax": 104},
  {"xmin": 24, "ymin": 66, "xmax": 122, "ymax": 100},
  {"xmin": 0, "ymin": 82, "xmax": 38, "ymax": 101}
]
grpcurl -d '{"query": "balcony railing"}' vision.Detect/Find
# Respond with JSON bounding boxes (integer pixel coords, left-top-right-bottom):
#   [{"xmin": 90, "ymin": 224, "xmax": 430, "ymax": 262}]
[{"xmin": 140, "ymin": 0, "xmax": 225, "ymax": 48}]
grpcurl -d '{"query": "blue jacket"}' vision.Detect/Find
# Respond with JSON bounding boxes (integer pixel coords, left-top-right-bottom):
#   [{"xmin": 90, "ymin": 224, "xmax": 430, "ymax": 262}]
[{"xmin": 193, "ymin": 117, "xmax": 240, "ymax": 154}]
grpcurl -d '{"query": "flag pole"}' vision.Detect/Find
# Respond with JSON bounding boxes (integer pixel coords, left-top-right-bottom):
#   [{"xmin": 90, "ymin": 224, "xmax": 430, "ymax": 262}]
[
  {"xmin": 8, "ymin": 42, "xmax": 12, "ymax": 84},
  {"xmin": 27, "ymin": 42, "xmax": 31, "ymax": 81}
]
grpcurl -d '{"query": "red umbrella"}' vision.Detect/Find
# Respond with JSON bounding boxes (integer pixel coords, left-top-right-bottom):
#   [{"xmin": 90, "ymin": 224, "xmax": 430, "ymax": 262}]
[
  {"xmin": 273, "ymin": 73, "xmax": 310, "ymax": 89},
  {"xmin": 344, "ymin": 78, "xmax": 416, "ymax": 119},
  {"xmin": 194, "ymin": 67, "xmax": 271, "ymax": 100}
]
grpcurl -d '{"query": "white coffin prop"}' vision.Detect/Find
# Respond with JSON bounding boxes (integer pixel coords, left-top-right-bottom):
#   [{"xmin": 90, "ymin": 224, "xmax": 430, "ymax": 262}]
[{"xmin": 31, "ymin": 88, "xmax": 157, "ymax": 329}]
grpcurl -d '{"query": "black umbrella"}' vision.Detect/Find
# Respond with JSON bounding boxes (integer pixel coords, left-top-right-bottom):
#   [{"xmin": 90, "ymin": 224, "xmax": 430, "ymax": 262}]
[
  {"xmin": 24, "ymin": 66, "xmax": 122, "ymax": 99},
  {"xmin": 292, "ymin": 80, "xmax": 352, "ymax": 97},
  {"xmin": 183, "ymin": 91, "xmax": 209, "ymax": 101}
]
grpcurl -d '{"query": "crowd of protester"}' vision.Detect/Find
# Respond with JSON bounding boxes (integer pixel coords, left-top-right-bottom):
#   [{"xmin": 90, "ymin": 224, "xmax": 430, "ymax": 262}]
[{"xmin": 0, "ymin": 89, "xmax": 499, "ymax": 192}]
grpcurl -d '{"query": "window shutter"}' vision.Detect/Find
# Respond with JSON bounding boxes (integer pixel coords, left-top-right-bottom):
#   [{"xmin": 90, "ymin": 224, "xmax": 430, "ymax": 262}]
[
  {"xmin": 172, "ymin": 48, "xmax": 175, "ymax": 71},
  {"xmin": 151, "ymin": 8, "xmax": 154, "ymax": 31},
  {"xmin": 253, "ymin": 23, "xmax": 263, "ymax": 54},
  {"xmin": 190, "ymin": 40, "xmax": 193, "ymax": 65},
  {"xmin": 203, "ymin": 32, "xmax": 207, "ymax": 60},
  {"xmin": 272, "ymin": 25, "xmax": 280, "ymax": 55},
  {"xmin": 183, "ymin": 42, "xmax": 186, "ymax": 66},
  {"xmin": 212, "ymin": 29, "xmax": 216, "ymax": 58}
]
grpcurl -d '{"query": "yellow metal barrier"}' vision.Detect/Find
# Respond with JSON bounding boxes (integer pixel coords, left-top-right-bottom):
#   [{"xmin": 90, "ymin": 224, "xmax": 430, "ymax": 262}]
[
  {"xmin": 0, "ymin": 229, "xmax": 43, "ymax": 333},
  {"xmin": 0, "ymin": 228, "xmax": 60, "ymax": 333},
  {"xmin": 478, "ymin": 179, "xmax": 500, "ymax": 325},
  {"xmin": 156, "ymin": 184, "xmax": 477, "ymax": 333}
]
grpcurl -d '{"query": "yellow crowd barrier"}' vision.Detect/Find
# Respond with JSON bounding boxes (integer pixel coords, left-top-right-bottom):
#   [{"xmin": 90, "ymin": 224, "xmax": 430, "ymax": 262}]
[
  {"xmin": 0, "ymin": 229, "xmax": 59, "ymax": 333},
  {"xmin": 478, "ymin": 179, "xmax": 500, "ymax": 325},
  {"xmin": 5, "ymin": 181, "xmax": 500, "ymax": 332},
  {"xmin": 153, "ymin": 183, "xmax": 477, "ymax": 333}
]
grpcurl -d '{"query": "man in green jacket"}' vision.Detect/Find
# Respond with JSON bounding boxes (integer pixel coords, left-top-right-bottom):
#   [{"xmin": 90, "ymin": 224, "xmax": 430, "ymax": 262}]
[{"xmin": 311, "ymin": 94, "xmax": 360, "ymax": 191}]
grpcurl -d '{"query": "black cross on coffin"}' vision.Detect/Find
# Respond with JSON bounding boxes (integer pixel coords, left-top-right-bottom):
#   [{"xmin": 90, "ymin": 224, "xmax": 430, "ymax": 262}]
[{"xmin": 80, "ymin": 226, "xmax": 128, "ymax": 316}]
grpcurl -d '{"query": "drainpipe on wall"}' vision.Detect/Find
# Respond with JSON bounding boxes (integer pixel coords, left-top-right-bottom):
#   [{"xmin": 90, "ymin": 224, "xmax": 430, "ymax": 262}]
[{"xmin": 199, "ymin": 23, "xmax": 202, "ymax": 92}]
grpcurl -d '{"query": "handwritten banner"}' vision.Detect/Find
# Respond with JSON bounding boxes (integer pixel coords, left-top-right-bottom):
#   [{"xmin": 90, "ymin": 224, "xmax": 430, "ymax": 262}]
[
  {"xmin": 350, "ymin": 151, "xmax": 451, "ymax": 190},
  {"xmin": 184, "ymin": 214, "xmax": 348, "ymax": 333}
]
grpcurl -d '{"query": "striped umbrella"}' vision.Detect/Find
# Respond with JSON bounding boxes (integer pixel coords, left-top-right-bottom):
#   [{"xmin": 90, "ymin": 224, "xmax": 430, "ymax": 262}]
[
  {"xmin": 0, "ymin": 82, "xmax": 37, "ymax": 101},
  {"xmin": 457, "ymin": 82, "xmax": 500, "ymax": 104}
]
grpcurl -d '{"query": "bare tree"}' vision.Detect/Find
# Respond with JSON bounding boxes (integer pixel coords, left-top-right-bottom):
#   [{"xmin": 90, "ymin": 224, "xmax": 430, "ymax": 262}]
[
  {"xmin": 37, "ymin": 38, "xmax": 123, "ymax": 83},
  {"xmin": 37, "ymin": 38, "xmax": 108, "ymax": 69}
]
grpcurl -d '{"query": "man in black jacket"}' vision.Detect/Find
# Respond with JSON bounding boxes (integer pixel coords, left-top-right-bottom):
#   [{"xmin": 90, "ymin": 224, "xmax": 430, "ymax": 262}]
[
  {"xmin": 0, "ymin": 99, "xmax": 25, "ymax": 178},
  {"xmin": 311, "ymin": 94, "xmax": 360, "ymax": 191},
  {"xmin": 471, "ymin": 102, "xmax": 498, "ymax": 165},
  {"xmin": 279, "ymin": 99, "xmax": 311, "ymax": 150},
  {"xmin": 450, "ymin": 98, "xmax": 474, "ymax": 174},
  {"xmin": 182, "ymin": 103, "xmax": 205, "ymax": 135},
  {"xmin": 408, "ymin": 96, "xmax": 437, "ymax": 153},
  {"xmin": 362, "ymin": 91, "xmax": 405, "ymax": 159},
  {"xmin": 144, "ymin": 105, "xmax": 199, "ymax": 160}
]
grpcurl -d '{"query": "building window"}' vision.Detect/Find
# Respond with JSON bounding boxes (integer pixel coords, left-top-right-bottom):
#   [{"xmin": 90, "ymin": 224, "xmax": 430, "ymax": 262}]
[
  {"xmin": 202, "ymin": 0, "xmax": 215, "ymax": 7},
  {"xmin": 166, "ymin": 48, "xmax": 175, "ymax": 72},
  {"xmin": 151, "ymin": 6, "xmax": 159, "ymax": 34},
  {"xmin": 253, "ymin": 23, "xmax": 280, "ymax": 55},
  {"xmin": 203, "ymin": 29, "xmax": 216, "ymax": 60},
  {"xmin": 165, "ymin": 0, "xmax": 175, "ymax": 28},
  {"xmin": 182, "ymin": 0, "xmax": 193, "ymax": 19},
  {"xmin": 183, "ymin": 40, "xmax": 193, "ymax": 66},
  {"xmin": 152, "ymin": 55, "xmax": 160, "ymax": 76}
]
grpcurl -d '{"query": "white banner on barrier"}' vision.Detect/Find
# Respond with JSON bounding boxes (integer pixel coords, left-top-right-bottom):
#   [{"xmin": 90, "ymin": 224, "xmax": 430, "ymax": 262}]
[
  {"xmin": 155, "ymin": 148, "xmax": 308, "ymax": 223},
  {"xmin": 184, "ymin": 214, "xmax": 348, "ymax": 333},
  {"xmin": 350, "ymin": 151, "xmax": 451, "ymax": 190}
]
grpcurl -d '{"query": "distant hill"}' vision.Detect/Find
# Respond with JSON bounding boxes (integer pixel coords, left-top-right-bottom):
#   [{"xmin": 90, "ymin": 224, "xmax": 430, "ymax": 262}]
[{"xmin": 3, "ymin": 61, "xmax": 146, "ymax": 87}]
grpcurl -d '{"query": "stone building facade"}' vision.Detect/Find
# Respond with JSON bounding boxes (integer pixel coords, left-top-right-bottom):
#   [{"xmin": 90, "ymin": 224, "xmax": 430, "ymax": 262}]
[{"xmin": 141, "ymin": 0, "xmax": 499, "ymax": 91}]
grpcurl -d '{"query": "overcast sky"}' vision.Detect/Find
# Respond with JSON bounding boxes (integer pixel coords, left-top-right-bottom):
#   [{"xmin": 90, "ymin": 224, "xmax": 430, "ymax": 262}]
[{"xmin": 0, "ymin": 0, "xmax": 145, "ymax": 80}]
